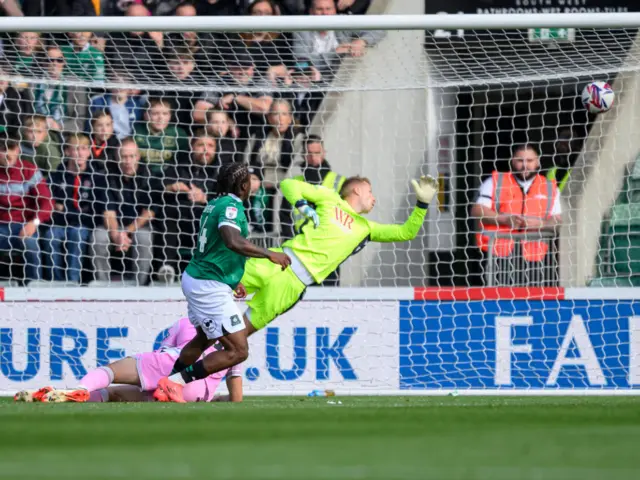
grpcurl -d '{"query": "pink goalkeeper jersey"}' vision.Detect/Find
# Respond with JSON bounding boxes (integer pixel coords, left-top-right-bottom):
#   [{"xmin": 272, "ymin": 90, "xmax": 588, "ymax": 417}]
[{"xmin": 157, "ymin": 317, "xmax": 242, "ymax": 377}]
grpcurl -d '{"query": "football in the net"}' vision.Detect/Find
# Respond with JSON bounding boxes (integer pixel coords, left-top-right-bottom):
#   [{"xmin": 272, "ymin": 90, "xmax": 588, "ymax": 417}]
[{"xmin": 581, "ymin": 81, "xmax": 615, "ymax": 114}]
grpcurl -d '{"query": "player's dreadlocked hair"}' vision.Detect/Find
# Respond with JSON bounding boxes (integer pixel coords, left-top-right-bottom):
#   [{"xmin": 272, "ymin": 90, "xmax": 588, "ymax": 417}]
[{"xmin": 216, "ymin": 162, "xmax": 250, "ymax": 198}]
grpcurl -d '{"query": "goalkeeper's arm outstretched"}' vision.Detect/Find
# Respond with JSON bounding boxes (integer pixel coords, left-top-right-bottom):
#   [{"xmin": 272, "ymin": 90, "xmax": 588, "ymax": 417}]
[{"xmin": 240, "ymin": 174, "xmax": 439, "ymax": 334}]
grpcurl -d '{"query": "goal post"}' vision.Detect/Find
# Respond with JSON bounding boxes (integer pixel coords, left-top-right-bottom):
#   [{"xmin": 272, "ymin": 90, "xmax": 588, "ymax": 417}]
[{"xmin": 0, "ymin": 13, "xmax": 640, "ymax": 396}]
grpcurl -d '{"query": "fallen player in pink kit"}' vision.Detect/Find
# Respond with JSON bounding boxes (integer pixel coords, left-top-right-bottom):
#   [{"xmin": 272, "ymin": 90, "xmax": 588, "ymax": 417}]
[{"xmin": 14, "ymin": 317, "xmax": 243, "ymax": 403}]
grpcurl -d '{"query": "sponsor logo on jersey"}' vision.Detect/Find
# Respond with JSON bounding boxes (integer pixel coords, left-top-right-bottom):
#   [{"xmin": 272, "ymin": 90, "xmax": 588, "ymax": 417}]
[
  {"xmin": 225, "ymin": 206, "xmax": 238, "ymax": 220},
  {"xmin": 332, "ymin": 207, "xmax": 354, "ymax": 232}
]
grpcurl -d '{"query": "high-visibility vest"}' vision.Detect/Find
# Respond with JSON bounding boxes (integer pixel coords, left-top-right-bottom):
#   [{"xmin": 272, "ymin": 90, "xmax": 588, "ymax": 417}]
[
  {"xmin": 292, "ymin": 170, "xmax": 346, "ymax": 233},
  {"xmin": 476, "ymin": 171, "xmax": 557, "ymax": 262}
]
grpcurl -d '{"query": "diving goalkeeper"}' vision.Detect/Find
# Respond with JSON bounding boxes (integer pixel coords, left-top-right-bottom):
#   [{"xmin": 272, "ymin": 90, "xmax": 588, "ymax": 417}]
[{"xmin": 155, "ymin": 174, "xmax": 438, "ymax": 403}]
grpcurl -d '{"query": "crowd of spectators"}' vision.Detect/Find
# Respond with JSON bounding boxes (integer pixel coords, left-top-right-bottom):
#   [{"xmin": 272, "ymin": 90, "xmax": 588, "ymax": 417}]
[{"xmin": 0, "ymin": 0, "xmax": 381, "ymax": 285}]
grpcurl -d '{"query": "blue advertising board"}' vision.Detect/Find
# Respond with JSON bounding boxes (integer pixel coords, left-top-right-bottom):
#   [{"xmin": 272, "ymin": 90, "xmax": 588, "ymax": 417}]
[{"xmin": 400, "ymin": 300, "xmax": 640, "ymax": 390}]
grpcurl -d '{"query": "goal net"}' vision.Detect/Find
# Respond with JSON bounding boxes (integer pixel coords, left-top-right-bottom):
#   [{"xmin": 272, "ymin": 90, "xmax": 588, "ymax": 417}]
[{"xmin": 1, "ymin": 12, "xmax": 640, "ymax": 396}]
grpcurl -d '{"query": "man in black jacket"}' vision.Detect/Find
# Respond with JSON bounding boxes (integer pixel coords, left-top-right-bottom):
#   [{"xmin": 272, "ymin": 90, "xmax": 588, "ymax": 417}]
[
  {"xmin": 156, "ymin": 130, "xmax": 223, "ymax": 281},
  {"xmin": 92, "ymin": 137, "xmax": 162, "ymax": 285}
]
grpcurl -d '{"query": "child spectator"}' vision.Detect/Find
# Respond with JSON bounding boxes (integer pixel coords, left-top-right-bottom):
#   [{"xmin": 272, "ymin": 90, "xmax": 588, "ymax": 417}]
[
  {"xmin": 0, "ymin": 133, "xmax": 53, "ymax": 284},
  {"xmin": 32, "ymin": 46, "xmax": 68, "ymax": 130},
  {"xmin": 134, "ymin": 97, "xmax": 189, "ymax": 177},
  {"xmin": 20, "ymin": 114, "xmax": 63, "ymax": 176},
  {"xmin": 48, "ymin": 133, "xmax": 108, "ymax": 283},
  {"xmin": 60, "ymin": 31, "xmax": 105, "ymax": 82},
  {"xmin": 205, "ymin": 108, "xmax": 238, "ymax": 164},
  {"xmin": 89, "ymin": 110, "xmax": 120, "ymax": 175},
  {"xmin": 11, "ymin": 32, "xmax": 42, "ymax": 77},
  {"xmin": 87, "ymin": 72, "xmax": 145, "ymax": 139}
]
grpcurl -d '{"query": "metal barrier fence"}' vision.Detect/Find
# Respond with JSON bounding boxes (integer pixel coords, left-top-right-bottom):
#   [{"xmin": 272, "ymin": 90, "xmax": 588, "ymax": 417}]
[{"xmin": 484, "ymin": 231, "xmax": 559, "ymax": 287}]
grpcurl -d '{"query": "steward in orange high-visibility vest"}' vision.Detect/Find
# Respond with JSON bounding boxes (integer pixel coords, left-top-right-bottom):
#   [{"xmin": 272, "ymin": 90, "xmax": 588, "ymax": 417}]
[{"xmin": 472, "ymin": 144, "xmax": 561, "ymax": 263}]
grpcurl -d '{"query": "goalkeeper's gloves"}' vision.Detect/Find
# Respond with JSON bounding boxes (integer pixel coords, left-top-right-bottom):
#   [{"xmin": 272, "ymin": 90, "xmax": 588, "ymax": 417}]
[
  {"xmin": 411, "ymin": 175, "xmax": 439, "ymax": 208},
  {"xmin": 295, "ymin": 200, "xmax": 320, "ymax": 228}
]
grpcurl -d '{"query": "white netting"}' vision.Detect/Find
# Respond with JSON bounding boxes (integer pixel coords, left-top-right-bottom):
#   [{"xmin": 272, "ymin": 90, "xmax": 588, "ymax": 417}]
[{"xmin": 1, "ymin": 13, "xmax": 640, "ymax": 396}]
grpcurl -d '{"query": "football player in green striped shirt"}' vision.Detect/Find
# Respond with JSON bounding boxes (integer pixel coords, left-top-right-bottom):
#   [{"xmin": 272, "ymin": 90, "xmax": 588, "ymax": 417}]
[
  {"xmin": 155, "ymin": 173, "xmax": 438, "ymax": 403},
  {"xmin": 154, "ymin": 163, "xmax": 290, "ymax": 403}
]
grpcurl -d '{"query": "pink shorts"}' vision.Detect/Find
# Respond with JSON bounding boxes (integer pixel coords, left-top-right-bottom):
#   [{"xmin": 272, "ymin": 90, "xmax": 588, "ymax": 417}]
[{"xmin": 134, "ymin": 351, "xmax": 226, "ymax": 402}]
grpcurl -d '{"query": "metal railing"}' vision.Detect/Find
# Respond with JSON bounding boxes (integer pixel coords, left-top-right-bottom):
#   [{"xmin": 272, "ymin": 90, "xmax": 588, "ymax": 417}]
[{"xmin": 484, "ymin": 231, "xmax": 559, "ymax": 287}]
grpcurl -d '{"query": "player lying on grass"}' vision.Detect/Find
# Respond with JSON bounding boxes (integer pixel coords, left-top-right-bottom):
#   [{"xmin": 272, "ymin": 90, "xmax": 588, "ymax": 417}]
[
  {"xmin": 14, "ymin": 317, "xmax": 243, "ymax": 403},
  {"xmin": 155, "ymin": 174, "xmax": 438, "ymax": 403}
]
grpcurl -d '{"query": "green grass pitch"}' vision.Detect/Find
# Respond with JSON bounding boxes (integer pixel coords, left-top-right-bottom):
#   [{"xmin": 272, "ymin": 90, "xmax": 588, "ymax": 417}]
[{"xmin": 2, "ymin": 396, "xmax": 640, "ymax": 480}]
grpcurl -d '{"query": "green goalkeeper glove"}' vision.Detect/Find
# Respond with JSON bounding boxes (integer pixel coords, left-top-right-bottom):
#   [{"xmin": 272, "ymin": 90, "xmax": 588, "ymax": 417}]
[{"xmin": 411, "ymin": 175, "xmax": 439, "ymax": 207}]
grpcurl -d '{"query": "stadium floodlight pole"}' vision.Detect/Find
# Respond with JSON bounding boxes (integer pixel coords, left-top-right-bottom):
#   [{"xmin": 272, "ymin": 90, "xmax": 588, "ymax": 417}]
[{"xmin": 0, "ymin": 13, "xmax": 639, "ymax": 33}]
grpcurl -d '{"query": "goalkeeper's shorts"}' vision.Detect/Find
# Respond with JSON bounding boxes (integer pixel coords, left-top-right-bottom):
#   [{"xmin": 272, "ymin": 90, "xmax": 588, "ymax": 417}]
[{"xmin": 241, "ymin": 248, "xmax": 307, "ymax": 331}]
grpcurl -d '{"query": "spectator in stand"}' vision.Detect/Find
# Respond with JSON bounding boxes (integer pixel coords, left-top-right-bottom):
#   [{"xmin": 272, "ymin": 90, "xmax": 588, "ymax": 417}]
[
  {"xmin": 9, "ymin": 32, "xmax": 42, "ymax": 77},
  {"xmin": 104, "ymin": 4, "xmax": 166, "ymax": 84},
  {"xmin": 205, "ymin": 108, "xmax": 238, "ymax": 164},
  {"xmin": 471, "ymin": 144, "xmax": 562, "ymax": 286},
  {"xmin": 134, "ymin": 97, "xmax": 189, "ymax": 178},
  {"xmin": 238, "ymin": 0, "xmax": 295, "ymax": 83},
  {"xmin": 157, "ymin": 129, "xmax": 219, "ymax": 281},
  {"xmin": 250, "ymin": 98, "xmax": 296, "ymax": 233},
  {"xmin": 0, "ymin": 0, "xmax": 24, "ymax": 16},
  {"xmin": 193, "ymin": 48, "xmax": 274, "ymax": 154},
  {"xmin": 246, "ymin": 165, "xmax": 267, "ymax": 233},
  {"xmin": 0, "ymin": 133, "xmax": 53, "ymax": 284},
  {"xmin": 48, "ymin": 133, "xmax": 107, "ymax": 283},
  {"xmin": 292, "ymin": 0, "xmax": 383, "ymax": 126},
  {"xmin": 92, "ymin": 138, "xmax": 160, "ymax": 285},
  {"xmin": 294, "ymin": 0, "xmax": 383, "ymax": 79},
  {"xmin": 33, "ymin": 46, "xmax": 68, "ymax": 131},
  {"xmin": 60, "ymin": 31, "xmax": 105, "ymax": 83},
  {"xmin": 0, "ymin": 68, "xmax": 34, "ymax": 136},
  {"xmin": 158, "ymin": 46, "xmax": 207, "ymax": 133},
  {"xmin": 87, "ymin": 71, "xmax": 145, "ymax": 139},
  {"xmin": 88, "ymin": 110, "xmax": 120, "ymax": 175},
  {"xmin": 164, "ymin": 1, "xmax": 223, "ymax": 78},
  {"xmin": 23, "ymin": 0, "xmax": 96, "ymax": 16},
  {"xmin": 335, "ymin": 0, "xmax": 371, "ymax": 14},
  {"xmin": 196, "ymin": 0, "xmax": 240, "ymax": 16},
  {"xmin": 21, "ymin": 114, "xmax": 63, "ymax": 175}
]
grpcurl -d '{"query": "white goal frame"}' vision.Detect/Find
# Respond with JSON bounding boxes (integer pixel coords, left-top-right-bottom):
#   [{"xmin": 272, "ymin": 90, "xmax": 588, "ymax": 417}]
[{"xmin": 0, "ymin": 12, "xmax": 639, "ymax": 33}]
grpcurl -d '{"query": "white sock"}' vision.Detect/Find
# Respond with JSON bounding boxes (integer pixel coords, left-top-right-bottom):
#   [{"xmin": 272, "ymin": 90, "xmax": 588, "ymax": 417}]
[{"xmin": 168, "ymin": 373, "xmax": 186, "ymax": 386}]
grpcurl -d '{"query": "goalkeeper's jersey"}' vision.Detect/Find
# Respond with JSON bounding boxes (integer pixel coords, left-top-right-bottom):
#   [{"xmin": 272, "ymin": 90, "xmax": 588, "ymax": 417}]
[
  {"xmin": 186, "ymin": 194, "xmax": 249, "ymax": 289},
  {"xmin": 280, "ymin": 179, "xmax": 428, "ymax": 284}
]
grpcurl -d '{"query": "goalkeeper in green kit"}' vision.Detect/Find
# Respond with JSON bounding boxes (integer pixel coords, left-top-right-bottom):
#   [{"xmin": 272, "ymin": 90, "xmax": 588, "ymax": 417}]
[{"xmin": 155, "ymin": 173, "xmax": 438, "ymax": 403}]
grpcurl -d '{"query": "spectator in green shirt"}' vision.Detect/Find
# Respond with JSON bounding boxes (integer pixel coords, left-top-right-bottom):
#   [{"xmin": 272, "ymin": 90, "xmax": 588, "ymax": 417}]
[
  {"xmin": 12, "ymin": 32, "xmax": 42, "ymax": 77},
  {"xmin": 32, "ymin": 46, "xmax": 68, "ymax": 130},
  {"xmin": 60, "ymin": 31, "xmax": 105, "ymax": 83},
  {"xmin": 134, "ymin": 97, "xmax": 189, "ymax": 178}
]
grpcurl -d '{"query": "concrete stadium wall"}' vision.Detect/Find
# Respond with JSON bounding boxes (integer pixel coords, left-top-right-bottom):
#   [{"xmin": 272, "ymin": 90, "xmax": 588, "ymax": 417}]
[
  {"xmin": 561, "ymin": 33, "xmax": 640, "ymax": 286},
  {"xmin": 310, "ymin": 0, "xmax": 429, "ymax": 287}
]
